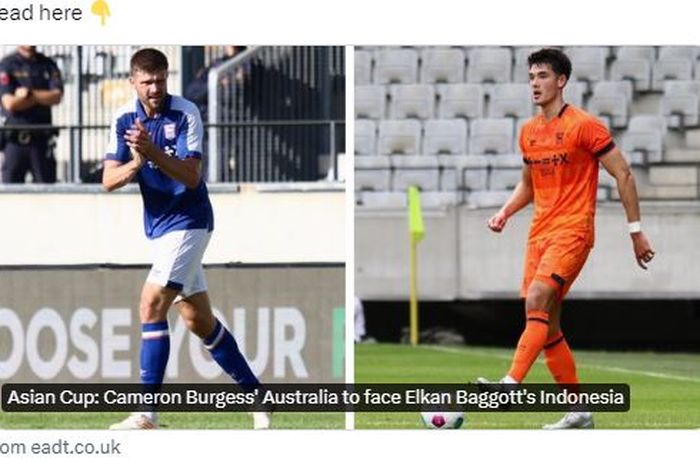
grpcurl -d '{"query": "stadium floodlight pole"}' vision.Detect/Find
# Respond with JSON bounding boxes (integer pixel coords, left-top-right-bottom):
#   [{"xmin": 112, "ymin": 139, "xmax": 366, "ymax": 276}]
[{"xmin": 408, "ymin": 186, "xmax": 425, "ymax": 346}]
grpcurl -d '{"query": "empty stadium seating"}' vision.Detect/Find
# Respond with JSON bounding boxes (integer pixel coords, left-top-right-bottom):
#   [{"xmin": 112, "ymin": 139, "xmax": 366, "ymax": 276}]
[
  {"xmin": 466, "ymin": 47, "xmax": 512, "ymax": 85},
  {"xmin": 587, "ymin": 80, "xmax": 633, "ymax": 128},
  {"xmin": 564, "ymin": 46, "xmax": 608, "ymax": 89},
  {"xmin": 354, "ymin": 46, "xmax": 700, "ymax": 207},
  {"xmin": 661, "ymin": 80, "xmax": 700, "ymax": 128},
  {"xmin": 355, "ymin": 49, "xmax": 373, "ymax": 86},
  {"xmin": 436, "ymin": 83, "xmax": 485, "ymax": 119},
  {"xmin": 355, "ymin": 119, "xmax": 377, "ymax": 156},
  {"xmin": 490, "ymin": 83, "xmax": 533, "ymax": 119},
  {"xmin": 355, "ymin": 85, "xmax": 385, "ymax": 119},
  {"xmin": 469, "ymin": 118, "xmax": 514, "ymax": 155},
  {"xmin": 610, "ymin": 46, "xmax": 655, "ymax": 91},
  {"xmin": 420, "ymin": 47, "xmax": 465, "ymax": 84},
  {"xmin": 374, "ymin": 48, "xmax": 419, "ymax": 84},
  {"xmin": 378, "ymin": 120, "xmax": 422, "ymax": 155},
  {"xmin": 652, "ymin": 46, "xmax": 697, "ymax": 91},
  {"xmin": 423, "ymin": 119, "xmax": 468, "ymax": 155},
  {"xmin": 389, "ymin": 84, "xmax": 435, "ymax": 119},
  {"xmin": 622, "ymin": 115, "xmax": 666, "ymax": 164}
]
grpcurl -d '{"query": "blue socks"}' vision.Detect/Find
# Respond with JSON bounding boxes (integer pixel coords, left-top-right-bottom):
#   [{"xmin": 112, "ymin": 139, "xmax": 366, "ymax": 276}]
[
  {"xmin": 140, "ymin": 319, "xmax": 260, "ymax": 394},
  {"xmin": 204, "ymin": 319, "xmax": 260, "ymax": 390},
  {"xmin": 140, "ymin": 321, "xmax": 170, "ymax": 389}
]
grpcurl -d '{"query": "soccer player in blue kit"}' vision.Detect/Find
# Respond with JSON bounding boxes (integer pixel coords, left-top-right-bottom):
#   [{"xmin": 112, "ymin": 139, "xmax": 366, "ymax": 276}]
[{"xmin": 103, "ymin": 48, "xmax": 270, "ymax": 430}]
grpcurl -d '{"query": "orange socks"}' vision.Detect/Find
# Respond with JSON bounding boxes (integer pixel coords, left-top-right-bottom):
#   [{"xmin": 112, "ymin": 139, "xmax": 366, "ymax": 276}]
[
  {"xmin": 544, "ymin": 331, "xmax": 579, "ymax": 384},
  {"xmin": 507, "ymin": 309, "xmax": 549, "ymax": 383}
]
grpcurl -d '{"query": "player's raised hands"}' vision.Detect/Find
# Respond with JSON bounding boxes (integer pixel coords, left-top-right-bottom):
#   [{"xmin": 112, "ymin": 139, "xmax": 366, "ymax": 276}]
[
  {"xmin": 631, "ymin": 232, "xmax": 655, "ymax": 270},
  {"xmin": 124, "ymin": 118, "xmax": 156, "ymax": 158},
  {"xmin": 488, "ymin": 210, "xmax": 508, "ymax": 233}
]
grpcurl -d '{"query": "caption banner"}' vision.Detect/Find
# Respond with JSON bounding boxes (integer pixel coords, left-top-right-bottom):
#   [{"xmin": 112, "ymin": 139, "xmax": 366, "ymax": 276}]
[{"xmin": 2, "ymin": 383, "xmax": 630, "ymax": 412}]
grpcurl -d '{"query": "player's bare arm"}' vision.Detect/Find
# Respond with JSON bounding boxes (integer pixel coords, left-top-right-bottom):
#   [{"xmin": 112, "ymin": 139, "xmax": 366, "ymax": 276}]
[
  {"xmin": 600, "ymin": 147, "xmax": 655, "ymax": 269},
  {"xmin": 102, "ymin": 152, "xmax": 145, "ymax": 192},
  {"xmin": 125, "ymin": 119, "xmax": 202, "ymax": 189},
  {"xmin": 488, "ymin": 164, "xmax": 534, "ymax": 233}
]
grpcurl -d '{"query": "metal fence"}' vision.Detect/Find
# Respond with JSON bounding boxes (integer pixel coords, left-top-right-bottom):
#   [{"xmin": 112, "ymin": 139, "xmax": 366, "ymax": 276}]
[
  {"xmin": 0, "ymin": 45, "xmax": 345, "ymax": 184},
  {"xmin": 208, "ymin": 46, "xmax": 345, "ymax": 182}
]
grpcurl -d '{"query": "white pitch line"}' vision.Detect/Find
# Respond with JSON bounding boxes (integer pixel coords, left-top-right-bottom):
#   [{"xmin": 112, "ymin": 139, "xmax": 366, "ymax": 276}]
[{"xmin": 422, "ymin": 345, "xmax": 700, "ymax": 384}]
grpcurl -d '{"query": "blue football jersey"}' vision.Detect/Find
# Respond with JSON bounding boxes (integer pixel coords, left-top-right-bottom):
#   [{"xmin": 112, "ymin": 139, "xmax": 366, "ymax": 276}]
[{"xmin": 105, "ymin": 94, "xmax": 214, "ymax": 239}]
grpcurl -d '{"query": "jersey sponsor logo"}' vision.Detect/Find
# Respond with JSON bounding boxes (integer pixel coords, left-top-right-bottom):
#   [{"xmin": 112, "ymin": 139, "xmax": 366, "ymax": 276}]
[
  {"xmin": 524, "ymin": 152, "xmax": 570, "ymax": 166},
  {"xmin": 555, "ymin": 132, "xmax": 564, "ymax": 145}
]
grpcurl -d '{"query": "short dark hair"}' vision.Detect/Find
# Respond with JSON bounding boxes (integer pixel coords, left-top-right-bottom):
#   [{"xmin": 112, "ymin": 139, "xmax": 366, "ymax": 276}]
[
  {"xmin": 130, "ymin": 48, "xmax": 169, "ymax": 75},
  {"xmin": 527, "ymin": 48, "xmax": 571, "ymax": 81}
]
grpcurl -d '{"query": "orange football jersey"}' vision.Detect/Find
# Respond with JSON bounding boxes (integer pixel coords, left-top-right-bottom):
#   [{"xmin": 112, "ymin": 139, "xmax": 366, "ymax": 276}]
[{"xmin": 519, "ymin": 104, "xmax": 615, "ymax": 245}]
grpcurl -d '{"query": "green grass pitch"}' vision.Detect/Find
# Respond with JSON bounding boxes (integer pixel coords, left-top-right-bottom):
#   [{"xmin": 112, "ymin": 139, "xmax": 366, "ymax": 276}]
[
  {"xmin": 355, "ymin": 343, "xmax": 700, "ymax": 429},
  {"xmin": 0, "ymin": 411, "xmax": 343, "ymax": 430}
]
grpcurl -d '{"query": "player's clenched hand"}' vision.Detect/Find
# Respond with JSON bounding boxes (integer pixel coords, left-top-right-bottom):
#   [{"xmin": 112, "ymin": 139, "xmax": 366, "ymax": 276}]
[
  {"xmin": 124, "ymin": 119, "xmax": 157, "ymax": 158},
  {"xmin": 631, "ymin": 232, "xmax": 655, "ymax": 270},
  {"xmin": 129, "ymin": 146, "xmax": 145, "ymax": 167},
  {"xmin": 488, "ymin": 210, "xmax": 508, "ymax": 233}
]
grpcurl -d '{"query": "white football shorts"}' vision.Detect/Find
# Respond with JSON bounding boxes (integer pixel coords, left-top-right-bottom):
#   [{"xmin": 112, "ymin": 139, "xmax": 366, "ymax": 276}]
[{"xmin": 146, "ymin": 228, "xmax": 211, "ymax": 301}]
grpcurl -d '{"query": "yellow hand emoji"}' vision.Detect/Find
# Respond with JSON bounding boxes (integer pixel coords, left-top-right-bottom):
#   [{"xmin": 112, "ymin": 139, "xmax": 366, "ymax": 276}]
[{"xmin": 91, "ymin": 0, "xmax": 111, "ymax": 26}]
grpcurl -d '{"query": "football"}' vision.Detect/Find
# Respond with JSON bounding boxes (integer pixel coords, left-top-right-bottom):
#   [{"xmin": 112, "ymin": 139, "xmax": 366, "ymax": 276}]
[{"xmin": 420, "ymin": 411, "xmax": 465, "ymax": 429}]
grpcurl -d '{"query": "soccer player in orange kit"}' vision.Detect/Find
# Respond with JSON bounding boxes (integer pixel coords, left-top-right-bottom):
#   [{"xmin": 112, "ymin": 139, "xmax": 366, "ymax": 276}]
[{"xmin": 481, "ymin": 48, "xmax": 655, "ymax": 429}]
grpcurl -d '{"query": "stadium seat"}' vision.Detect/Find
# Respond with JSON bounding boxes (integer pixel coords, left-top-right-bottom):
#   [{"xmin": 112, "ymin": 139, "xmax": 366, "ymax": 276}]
[
  {"xmin": 355, "ymin": 155, "xmax": 391, "ymax": 191},
  {"xmin": 661, "ymin": 80, "xmax": 700, "ymax": 128},
  {"xmin": 563, "ymin": 81, "xmax": 587, "ymax": 108},
  {"xmin": 378, "ymin": 120, "xmax": 422, "ymax": 155},
  {"xmin": 652, "ymin": 47, "xmax": 698, "ymax": 91},
  {"xmin": 438, "ymin": 154, "xmax": 489, "ymax": 191},
  {"xmin": 358, "ymin": 191, "xmax": 406, "ymax": 208},
  {"xmin": 355, "ymin": 85, "xmax": 386, "ymax": 119},
  {"xmin": 489, "ymin": 83, "xmax": 534, "ymax": 118},
  {"xmin": 355, "ymin": 49, "xmax": 373, "ymax": 85},
  {"xmin": 466, "ymin": 47, "xmax": 512, "ymax": 84},
  {"xmin": 610, "ymin": 46, "xmax": 655, "ymax": 91},
  {"xmin": 488, "ymin": 153, "xmax": 522, "ymax": 190},
  {"xmin": 391, "ymin": 155, "xmax": 440, "ymax": 191},
  {"xmin": 423, "ymin": 119, "xmax": 468, "ymax": 156},
  {"xmin": 598, "ymin": 166, "xmax": 616, "ymax": 188},
  {"xmin": 389, "ymin": 84, "xmax": 435, "ymax": 119},
  {"xmin": 614, "ymin": 46, "xmax": 656, "ymax": 62},
  {"xmin": 374, "ymin": 48, "xmax": 419, "ymax": 84},
  {"xmin": 466, "ymin": 190, "xmax": 512, "ymax": 208},
  {"xmin": 512, "ymin": 46, "xmax": 542, "ymax": 83},
  {"xmin": 587, "ymin": 81, "xmax": 633, "ymax": 129},
  {"xmin": 564, "ymin": 46, "xmax": 608, "ymax": 89},
  {"xmin": 597, "ymin": 187, "xmax": 610, "ymax": 201},
  {"xmin": 469, "ymin": 118, "xmax": 514, "ymax": 155},
  {"xmin": 658, "ymin": 46, "xmax": 700, "ymax": 61},
  {"xmin": 420, "ymin": 47, "xmax": 466, "ymax": 84},
  {"xmin": 436, "ymin": 83, "xmax": 485, "ymax": 119},
  {"xmin": 359, "ymin": 190, "xmax": 461, "ymax": 208},
  {"xmin": 355, "ymin": 119, "xmax": 377, "ymax": 156},
  {"xmin": 622, "ymin": 115, "xmax": 667, "ymax": 164},
  {"xmin": 489, "ymin": 168, "xmax": 522, "ymax": 190},
  {"xmin": 421, "ymin": 191, "xmax": 462, "ymax": 206}
]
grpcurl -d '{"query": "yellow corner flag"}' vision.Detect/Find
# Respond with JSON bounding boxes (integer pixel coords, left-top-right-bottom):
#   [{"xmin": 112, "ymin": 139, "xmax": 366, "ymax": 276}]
[
  {"xmin": 91, "ymin": 0, "xmax": 111, "ymax": 26},
  {"xmin": 408, "ymin": 186, "xmax": 425, "ymax": 242},
  {"xmin": 407, "ymin": 186, "xmax": 424, "ymax": 346}
]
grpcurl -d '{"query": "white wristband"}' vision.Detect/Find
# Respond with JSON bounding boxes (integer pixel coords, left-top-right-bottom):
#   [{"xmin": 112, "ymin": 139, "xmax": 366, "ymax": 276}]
[{"xmin": 628, "ymin": 221, "xmax": 642, "ymax": 234}]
